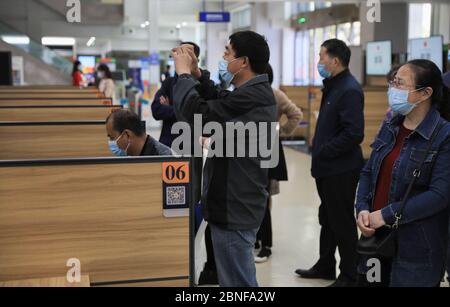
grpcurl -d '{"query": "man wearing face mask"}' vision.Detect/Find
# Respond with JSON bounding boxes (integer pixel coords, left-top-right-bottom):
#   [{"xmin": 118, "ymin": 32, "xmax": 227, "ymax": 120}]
[
  {"xmin": 106, "ymin": 109, "xmax": 172, "ymax": 157},
  {"xmin": 295, "ymin": 39, "xmax": 365, "ymax": 287},
  {"xmin": 171, "ymin": 31, "xmax": 276, "ymax": 287}
]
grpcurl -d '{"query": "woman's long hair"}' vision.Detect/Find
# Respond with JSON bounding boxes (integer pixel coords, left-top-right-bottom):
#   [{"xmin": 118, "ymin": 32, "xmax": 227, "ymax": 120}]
[{"xmin": 406, "ymin": 59, "xmax": 450, "ymax": 121}]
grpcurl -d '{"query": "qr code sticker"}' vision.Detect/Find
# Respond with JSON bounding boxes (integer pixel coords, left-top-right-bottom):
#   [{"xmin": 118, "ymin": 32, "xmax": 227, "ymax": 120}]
[{"xmin": 166, "ymin": 186, "xmax": 186, "ymax": 206}]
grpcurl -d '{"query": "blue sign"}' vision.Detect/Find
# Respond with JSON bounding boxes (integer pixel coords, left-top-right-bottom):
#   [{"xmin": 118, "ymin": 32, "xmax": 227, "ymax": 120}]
[
  {"xmin": 199, "ymin": 11, "xmax": 230, "ymax": 23},
  {"xmin": 149, "ymin": 52, "xmax": 160, "ymax": 65}
]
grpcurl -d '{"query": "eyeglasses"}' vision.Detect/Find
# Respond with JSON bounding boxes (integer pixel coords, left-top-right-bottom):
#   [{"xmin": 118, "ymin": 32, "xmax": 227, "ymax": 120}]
[{"xmin": 387, "ymin": 80, "xmax": 424, "ymax": 90}]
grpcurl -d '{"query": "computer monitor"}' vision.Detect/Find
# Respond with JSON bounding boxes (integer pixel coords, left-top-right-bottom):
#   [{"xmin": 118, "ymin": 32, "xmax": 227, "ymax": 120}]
[
  {"xmin": 366, "ymin": 40, "xmax": 392, "ymax": 76},
  {"xmin": 408, "ymin": 35, "xmax": 444, "ymax": 72}
]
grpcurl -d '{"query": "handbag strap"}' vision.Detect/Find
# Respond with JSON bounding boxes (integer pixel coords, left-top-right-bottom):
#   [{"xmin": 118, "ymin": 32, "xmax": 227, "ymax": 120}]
[{"xmin": 392, "ymin": 120, "xmax": 445, "ymax": 229}]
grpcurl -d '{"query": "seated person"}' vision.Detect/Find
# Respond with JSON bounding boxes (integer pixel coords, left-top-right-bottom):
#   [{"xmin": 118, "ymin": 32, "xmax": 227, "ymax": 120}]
[{"xmin": 106, "ymin": 109, "xmax": 172, "ymax": 156}]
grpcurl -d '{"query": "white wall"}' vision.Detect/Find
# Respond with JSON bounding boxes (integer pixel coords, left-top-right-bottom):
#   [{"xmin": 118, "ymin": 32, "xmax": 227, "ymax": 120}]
[
  {"xmin": 432, "ymin": 2, "xmax": 450, "ymax": 43},
  {"xmin": 282, "ymin": 27, "xmax": 295, "ymax": 86},
  {"xmin": 205, "ymin": 23, "xmax": 229, "ymax": 82},
  {"xmin": 251, "ymin": 2, "xmax": 284, "ymax": 88}
]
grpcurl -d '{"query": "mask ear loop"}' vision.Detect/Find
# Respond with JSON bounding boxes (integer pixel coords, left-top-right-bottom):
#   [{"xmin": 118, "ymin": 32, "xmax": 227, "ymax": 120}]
[
  {"xmin": 409, "ymin": 87, "xmax": 430, "ymax": 106},
  {"xmin": 115, "ymin": 132, "xmax": 130, "ymax": 154},
  {"xmin": 230, "ymin": 57, "xmax": 246, "ymax": 84},
  {"xmin": 123, "ymin": 132, "xmax": 131, "ymax": 154}
]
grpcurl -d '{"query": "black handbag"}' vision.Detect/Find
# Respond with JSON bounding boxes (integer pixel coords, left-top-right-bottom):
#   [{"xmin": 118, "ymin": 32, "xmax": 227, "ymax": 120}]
[{"xmin": 357, "ymin": 122, "xmax": 444, "ymax": 258}]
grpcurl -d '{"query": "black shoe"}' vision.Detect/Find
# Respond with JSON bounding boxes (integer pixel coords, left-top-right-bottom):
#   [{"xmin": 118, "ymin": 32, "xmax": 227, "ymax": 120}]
[
  {"xmin": 327, "ymin": 275, "xmax": 356, "ymax": 287},
  {"xmin": 198, "ymin": 268, "xmax": 218, "ymax": 285},
  {"xmin": 295, "ymin": 267, "xmax": 336, "ymax": 280},
  {"xmin": 254, "ymin": 240, "xmax": 261, "ymax": 250},
  {"xmin": 255, "ymin": 247, "xmax": 272, "ymax": 263}
]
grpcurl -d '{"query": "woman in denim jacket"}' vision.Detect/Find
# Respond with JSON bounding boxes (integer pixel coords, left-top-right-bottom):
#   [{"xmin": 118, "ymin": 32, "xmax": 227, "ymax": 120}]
[{"xmin": 355, "ymin": 59, "xmax": 450, "ymax": 287}]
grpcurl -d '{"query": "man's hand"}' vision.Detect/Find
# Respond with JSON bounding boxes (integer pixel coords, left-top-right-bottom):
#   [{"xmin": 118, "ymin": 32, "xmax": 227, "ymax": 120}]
[
  {"xmin": 172, "ymin": 47, "xmax": 192, "ymax": 76},
  {"xmin": 369, "ymin": 210, "xmax": 386, "ymax": 230},
  {"xmin": 182, "ymin": 45, "xmax": 201, "ymax": 79},
  {"xmin": 160, "ymin": 95, "xmax": 170, "ymax": 106},
  {"xmin": 357, "ymin": 211, "xmax": 375, "ymax": 238}
]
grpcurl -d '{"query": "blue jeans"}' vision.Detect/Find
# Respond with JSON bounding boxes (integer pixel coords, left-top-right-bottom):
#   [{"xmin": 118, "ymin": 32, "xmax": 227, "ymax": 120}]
[
  {"xmin": 447, "ymin": 220, "xmax": 450, "ymax": 283},
  {"xmin": 209, "ymin": 223, "xmax": 258, "ymax": 287}
]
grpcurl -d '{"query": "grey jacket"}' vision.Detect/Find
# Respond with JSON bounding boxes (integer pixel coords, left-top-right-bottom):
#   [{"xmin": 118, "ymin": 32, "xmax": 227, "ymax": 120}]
[{"xmin": 173, "ymin": 72, "xmax": 277, "ymax": 230}]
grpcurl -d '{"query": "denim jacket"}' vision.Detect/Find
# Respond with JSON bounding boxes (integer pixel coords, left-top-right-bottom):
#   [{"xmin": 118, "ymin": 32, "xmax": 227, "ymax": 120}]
[{"xmin": 356, "ymin": 108, "xmax": 450, "ymax": 281}]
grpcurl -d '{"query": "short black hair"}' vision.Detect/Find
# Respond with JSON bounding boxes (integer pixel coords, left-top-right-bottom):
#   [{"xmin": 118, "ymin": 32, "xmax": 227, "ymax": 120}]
[
  {"xmin": 180, "ymin": 41, "xmax": 200, "ymax": 58},
  {"xmin": 265, "ymin": 63, "xmax": 274, "ymax": 85},
  {"xmin": 97, "ymin": 63, "xmax": 113, "ymax": 79},
  {"xmin": 106, "ymin": 109, "xmax": 146, "ymax": 137},
  {"xmin": 229, "ymin": 31, "xmax": 270, "ymax": 74},
  {"xmin": 321, "ymin": 39, "xmax": 351, "ymax": 67}
]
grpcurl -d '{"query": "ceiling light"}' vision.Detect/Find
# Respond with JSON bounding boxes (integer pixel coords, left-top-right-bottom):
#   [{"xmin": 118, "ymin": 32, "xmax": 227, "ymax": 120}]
[
  {"xmin": 86, "ymin": 36, "xmax": 96, "ymax": 47},
  {"xmin": 41, "ymin": 36, "xmax": 75, "ymax": 46},
  {"xmin": 1, "ymin": 35, "xmax": 30, "ymax": 45}
]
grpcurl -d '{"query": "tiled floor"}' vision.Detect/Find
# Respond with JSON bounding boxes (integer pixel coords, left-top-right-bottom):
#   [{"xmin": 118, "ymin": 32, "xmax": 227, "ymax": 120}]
[{"xmin": 255, "ymin": 147, "xmax": 332, "ymax": 287}]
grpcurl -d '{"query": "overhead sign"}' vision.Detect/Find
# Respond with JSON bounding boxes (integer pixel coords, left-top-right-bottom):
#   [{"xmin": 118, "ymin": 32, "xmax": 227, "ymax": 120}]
[{"xmin": 199, "ymin": 11, "xmax": 230, "ymax": 23}]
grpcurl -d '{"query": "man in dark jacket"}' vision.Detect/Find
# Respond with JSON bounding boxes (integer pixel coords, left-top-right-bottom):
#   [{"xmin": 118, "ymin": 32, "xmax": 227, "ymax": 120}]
[
  {"xmin": 172, "ymin": 31, "xmax": 277, "ymax": 287},
  {"xmin": 152, "ymin": 42, "xmax": 200, "ymax": 147},
  {"xmin": 295, "ymin": 39, "xmax": 365, "ymax": 287},
  {"xmin": 106, "ymin": 109, "xmax": 172, "ymax": 156}
]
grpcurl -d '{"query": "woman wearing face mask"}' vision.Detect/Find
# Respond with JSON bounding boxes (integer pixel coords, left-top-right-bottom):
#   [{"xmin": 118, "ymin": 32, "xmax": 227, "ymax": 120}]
[
  {"xmin": 72, "ymin": 60, "xmax": 84, "ymax": 87},
  {"xmin": 355, "ymin": 59, "xmax": 450, "ymax": 287},
  {"xmin": 97, "ymin": 64, "xmax": 117, "ymax": 104}
]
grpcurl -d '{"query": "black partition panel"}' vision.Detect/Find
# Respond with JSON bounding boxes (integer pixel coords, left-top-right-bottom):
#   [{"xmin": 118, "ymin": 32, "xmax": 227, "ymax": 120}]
[{"xmin": 0, "ymin": 52, "xmax": 13, "ymax": 86}]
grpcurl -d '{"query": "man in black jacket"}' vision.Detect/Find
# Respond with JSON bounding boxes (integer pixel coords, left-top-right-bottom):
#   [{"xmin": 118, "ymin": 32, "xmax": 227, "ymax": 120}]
[
  {"xmin": 295, "ymin": 39, "xmax": 364, "ymax": 287},
  {"xmin": 172, "ymin": 31, "xmax": 276, "ymax": 287}
]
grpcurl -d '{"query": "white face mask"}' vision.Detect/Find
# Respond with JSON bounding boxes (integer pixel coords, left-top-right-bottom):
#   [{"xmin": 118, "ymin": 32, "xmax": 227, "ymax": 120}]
[{"xmin": 97, "ymin": 71, "xmax": 105, "ymax": 79}]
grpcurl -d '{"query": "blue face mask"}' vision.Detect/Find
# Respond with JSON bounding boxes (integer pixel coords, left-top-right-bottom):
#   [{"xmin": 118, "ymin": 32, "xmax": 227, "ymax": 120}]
[
  {"xmin": 388, "ymin": 87, "xmax": 424, "ymax": 116},
  {"xmin": 219, "ymin": 58, "xmax": 242, "ymax": 88},
  {"xmin": 317, "ymin": 63, "xmax": 332, "ymax": 79},
  {"xmin": 108, "ymin": 133, "xmax": 128, "ymax": 157}
]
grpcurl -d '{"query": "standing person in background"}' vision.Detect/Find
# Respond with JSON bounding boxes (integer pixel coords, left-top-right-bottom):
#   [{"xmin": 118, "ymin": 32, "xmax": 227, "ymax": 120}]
[
  {"xmin": 152, "ymin": 42, "xmax": 201, "ymax": 147},
  {"xmin": 254, "ymin": 64, "xmax": 303, "ymax": 263},
  {"xmin": 161, "ymin": 65, "xmax": 171, "ymax": 83},
  {"xmin": 97, "ymin": 64, "xmax": 117, "ymax": 104},
  {"xmin": 295, "ymin": 39, "xmax": 365, "ymax": 287},
  {"xmin": 72, "ymin": 60, "xmax": 84, "ymax": 87}
]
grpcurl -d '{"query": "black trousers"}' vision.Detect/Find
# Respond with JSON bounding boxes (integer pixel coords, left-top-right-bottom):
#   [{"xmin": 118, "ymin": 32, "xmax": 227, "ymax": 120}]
[
  {"xmin": 256, "ymin": 197, "xmax": 272, "ymax": 248},
  {"xmin": 315, "ymin": 169, "xmax": 360, "ymax": 280},
  {"xmin": 204, "ymin": 225, "xmax": 216, "ymax": 271}
]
